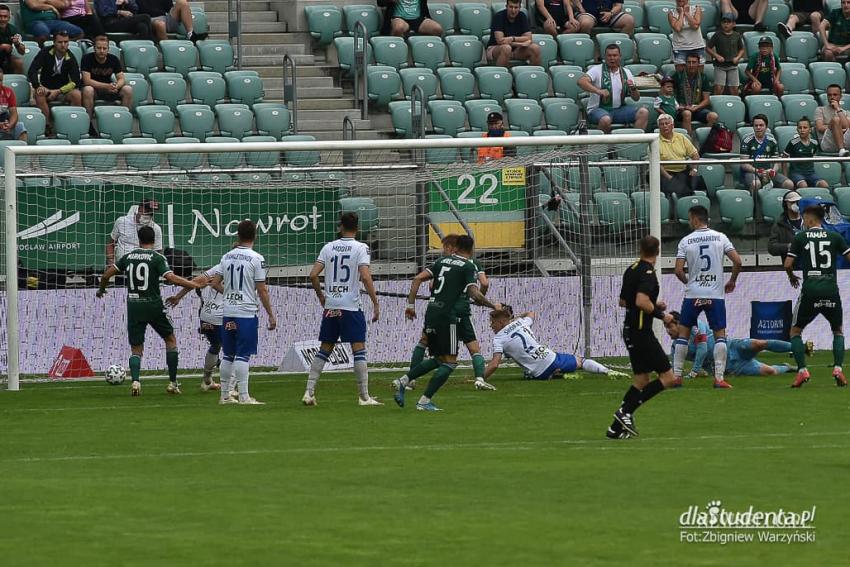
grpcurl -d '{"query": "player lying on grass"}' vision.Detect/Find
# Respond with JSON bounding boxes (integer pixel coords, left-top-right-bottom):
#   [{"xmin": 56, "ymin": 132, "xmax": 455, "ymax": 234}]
[
  {"xmin": 406, "ymin": 234, "xmax": 496, "ymax": 392},
  {"xmin": 483, "ymin": 309, "xmax": 627, "ymax": 381},
  {"xmin": 96, "ymin": 225, "xmax": 202, "ymax": 396},
  {"xmin": 663, "ymin": 312, "xmax": 802, "ymax": 378}
]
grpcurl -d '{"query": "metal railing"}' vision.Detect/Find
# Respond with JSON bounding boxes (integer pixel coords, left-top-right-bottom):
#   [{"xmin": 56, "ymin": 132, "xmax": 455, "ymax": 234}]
[
  {"xmin": 352, "ymin": 21, "xmax": 369, "ymax": 120},
  {"xmin": 282, "ymin": 54, "xmax": 298, "ymax": 134},
  {"xmin": 227, "ymin": 0, "xmax": 243, "ymax": 69}
]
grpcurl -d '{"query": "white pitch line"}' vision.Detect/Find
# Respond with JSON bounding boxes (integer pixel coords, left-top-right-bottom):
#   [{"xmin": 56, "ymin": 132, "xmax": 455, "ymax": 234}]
[{"xmin": 2, "ymin": 432, "xmax": 849, "ymax": 464}]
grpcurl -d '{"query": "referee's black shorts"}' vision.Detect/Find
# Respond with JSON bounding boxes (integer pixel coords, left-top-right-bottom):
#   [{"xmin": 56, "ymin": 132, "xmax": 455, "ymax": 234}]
[{"xmin": 622, "ymin": 325, "xmax": 671, "ymax": 375}]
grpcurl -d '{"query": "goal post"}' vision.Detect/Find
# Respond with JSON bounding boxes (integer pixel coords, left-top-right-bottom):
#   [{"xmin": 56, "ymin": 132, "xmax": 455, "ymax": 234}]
[{"xmin": 1, "ymin": 134, "xmax": 661, "ymax": 390}]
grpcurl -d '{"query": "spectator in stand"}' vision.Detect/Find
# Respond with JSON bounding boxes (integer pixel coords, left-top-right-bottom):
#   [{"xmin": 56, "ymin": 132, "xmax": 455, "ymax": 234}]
[
  {"xmin": 27, "ymin": 30, "xmax": 81, "ymax": 134},
  {"xmin": 718, "ymin": 0, "xmax": 769, "ymax": 31},
  {"xmin": 136, "ymin": 0, "xmax": 206, "ymax": 43},
  {"xmin": 477, "ymin": 111, "xmax": 515, "ymax": 162},
  {"xmin": 0, "ymin": 5, "xmax": 25, "ymax": 74},
  {"xmin": 672, "ymin": 53, "xmax": 718, "ymax": 136},
  {"xmin": 743, "ymin": 36, "xmax": 784, "ymax": 96},
  {"xmin": 0, "ymin": 67, "xmax": 28, "ymax": 141},
  {"xmin": 578, "ymin": 43, "xmax": 648, "ymax": 134},
  {"xmin": 768, "ymin": 190, "xmax": 803, "ymax": 261},
  {"xmin": 658, "ymin": 113, "xmax": 707, "ymax": 198},
  {"xmin": 487, "ymin": 0, "xmax": 541, "ymax": 67},
  {"xmin": 653, "ymin": 75, "xmax": 680, "ymax": 117},
  {"xmin": 94, "ymin": 0, "xmax": 152, "ymax": 41},
  {"xmin": 20, "ymin": 0, "xmax": 84, "ymax": 43},
  {"xmin": 81, "ymin": 35, "xmax": 132, "ymax": 134},
  {"xmin": 60, "ymin": 0, "xmax": 105, "ymax": 39},
  {"xmin": 570, "ymin": 0, "xmax": 634, "ymax": 35},
  {"xmin": 535, "ymin": 0, "xmax": 572, "ymax": 37},
  {"xmin": 705, "ymin": 13, "xmax": 744, "ymax": 95},
  {"xmin": 821, "ymin": 0, "xmax": 850, "ymax": 61},
  {"xmin": 740, "ymin": 114, "xmax": 794, "ymax": 192},
  {"xmin": 784, "ymin": 117, "xmax": 829, "ymax": 189},
  {"xmin": 815, "ymin": 84, "xmax": 850, "ymax": 157},
  {"xmin": 668, "ymin": 0, "xmax": 704, "ymax": 72},
  {"xmin": 378, "ymin": 0, "xmax": 442, "ymax": 37},
  {"xmin": 778, "ymin": 0, "xmax": 825, "ymax": 38}
]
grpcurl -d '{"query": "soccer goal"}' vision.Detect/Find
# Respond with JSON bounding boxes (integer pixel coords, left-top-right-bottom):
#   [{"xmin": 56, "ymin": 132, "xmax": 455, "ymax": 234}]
[{"xmin": 1, "ymin": 134, "xmax": 661, "ymax": 389}]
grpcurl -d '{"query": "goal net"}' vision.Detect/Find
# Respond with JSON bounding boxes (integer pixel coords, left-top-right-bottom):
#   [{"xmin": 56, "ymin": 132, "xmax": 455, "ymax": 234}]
[{"xmin": 0, "ymin": 134, "xmax": 660, "ymax": 388}]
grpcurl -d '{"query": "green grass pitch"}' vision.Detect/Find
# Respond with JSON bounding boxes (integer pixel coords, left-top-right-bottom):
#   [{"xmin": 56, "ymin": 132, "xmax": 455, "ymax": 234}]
[{"xmin": 0, "ymin": 352, "xmax": 846, "ymax": 566}]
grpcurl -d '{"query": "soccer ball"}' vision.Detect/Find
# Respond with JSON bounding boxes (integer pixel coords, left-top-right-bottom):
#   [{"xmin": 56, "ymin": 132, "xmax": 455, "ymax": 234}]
[{"xmin": 105, "ymin": 365, "xmax": 126, "ymax": 385}]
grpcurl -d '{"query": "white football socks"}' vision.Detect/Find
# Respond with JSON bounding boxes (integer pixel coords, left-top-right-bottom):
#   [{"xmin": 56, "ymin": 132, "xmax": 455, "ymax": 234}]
[
  {"xmin": 581, "ymin": 358, "xmax": 608, "ymax": 374},
  {"xmin": 219, "ymin": 358, "xmax": 234, "ymax": 400},
  {"xmin": 714, "ymin": 339, "xmax": 728, "ymax": 381},
  {"xmin": 672, "ymin": 338, "xmax": 688, "ymax": 377},
  {"xmin": 234, "ymin": 360, "xmax": 250, "ymax": 401},
  {"xmin": 306, "ymin": 355, "xmax": 327, "ymax": 396}
]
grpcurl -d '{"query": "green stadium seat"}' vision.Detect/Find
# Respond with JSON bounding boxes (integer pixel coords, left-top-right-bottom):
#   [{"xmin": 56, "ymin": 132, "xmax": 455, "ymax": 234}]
[
  {"xmin": 781, "ymin": 95, "xmax": 817, "ymax": 124},
  {"xmin": 632, "ymin": 97, "xmax": 659, "ymax": 129},
  {"xmin": 464, "ymin": 99, "xmax": 502, "ymax": 131},
  {"xmin": 205, "ymin": 136, "xmax": 243, "ymax": 168},
  {"xmin": 716, "ymin": 189, "xmax": 754, "ymax": 233},
  {"xmin": 696, "ymin": 0, "xmax": 717, "ymax": 34},
  {"xmin": 408, "ymin": 36, "xmax": 446, "ymax": 71},
  {"xmin": 504, "ymin": 98, "xmax": 541, "ymax": 133},
  {"xmin": 558, "ymin": 191, "xmax": 582, "ymax": 230},
  {"xmin": 531, "ymin": 128, "xmax": 567, "ymax": 152},
  {"xmin": 616, "ymin": 128, "xmax": 649, "ymax": 160},
  {"xmin": 814, "ymin": 162, "xmax": 842, "ymax": 188},
  {"xmin": 424, "ymin": 134, "xmax": 459, "ymax": 164},
  {"xmin": 456, "ymin": 3, "xmax": 490, "ymax": 38},
  {"xmin": 746, "ymin": 94, "xmax": 784, "ymax": 126},
  {"xmin": 177, "ymin": 103, "xmax": 215, "ymax": 141},
  {"xmin": 784, "ymin": 32, "xmax": 819, "ymax": 65},
  {"xmin": 52, "ymin": 106, "xmax": 90, "ymax": 144},
  {"xmin": 568, "ymin": 166, "xmax": 602, "ymax": 193},
  {"xmin": 637, "ymin": 35, "xmax": 672, "ymax": 68},
  {"xmin": 809, "ymin": 62, "xmax": 845, "ymax": 95},
  {"xmin": 63, "ymin": 176, "xmax": 104, "ymax": 192},
  {"xmin": 235, "ymin": 172, "xmax": 273, "ymax": 183},
  {"xmin": 762, "ymin": 2, "xmax": 790, "ymax": 28},
  {"xmin": 632, "ymin": 191, "xmax": 671, "ymax": 224},
  {"xmin": 710, "ymin": 95, "xmax": 746, "ymax": 128},
  {"xmin": 5, "ymin": 74, "xmax": 29, "ymax": 106},
  {"xmin": 531, "ymin": 34, "xmax": 558, "ymax": 69},
  {"xmin": 342, "ymin": 5, "xmax": 381, "ymax": 36},
  {"xmin": 370, "ymin": 36, "xmax": 409, "ymax": 70},
  {"xmin": 20, "ymin": 41, "xmax": 38, "ymax": 76},
  {"xmin": 594, "ymin": 192, "xmax": 632, "ymax": 232},
  {"xmin": 797, "ymin": 187, "xmax": 832, "ymax": 201},
  {"xmin": 124, "ymin": 73, "xmax": 150, "ymax": 111},
  {"xmin": 475, "ymin": 66, "xmax": 513, "ymax": 103},
  {"xmin": 188, "ymin": 71, "xmax": 226, "ymax": 108},
  {"xmin": 697, "ymin": 163, "xmax": 726, "ymax": 198},
  {"xmin": 428, "ymin": 100, "xmax": 466, "ymax": 136},
  {"xmin": 94, "ymin": 105, "xmax": 133, "ymax": 144},
  {"xmin": 622, "ymin": 2, "xmax": 646, "ymax": 30},
  {"xmin": 304, "ymin": 5, "xmax": 344, "ymax": 46},
  {"xmin": 428, "ymin": 3, "xmax": 455, "ymax": 34},
  {"xmin": 192, "ymin": 172, "xmax": 230, "ymax": 182},
  {"xmin": 556, "ymin": 35, "xmax": 594, "ymax": 67},
  {"xmin": 512, "ymin": 66, "xmax": 550, "ymax": 101},
  {"xmin": 137, "ymin": 105, "xmax": 175, "ymax": 143},
  {"xmin": 773, "ymin": 125, "xmax": 797, "ymax": 153},
  {"xmin": 160, "ymin": 40, "xmax": 198, "ymax": 77},
  {"xmin": 743, "ymin": 31, "xmax": 780, "ymax": 57},
  {"xmin": 225, "ymin": 71, "xmax": 264, "ymax": 108},
  {"xmin": 596, "ymin": 33, "xmax": 634, "ymax": 63},
  {"xmin": 782, "ymin": 63, "xmax": 811, "ymax": 95},
  {"xmin": 759, "ymin": 187, "xmax": 788, "ymax": 222},
  {"xmin": 445, "ymin": 35, "xmax": 483, "ymax": 68},
  {"xmin": 437, "ymin": 66, "xmax": 475, "ymax": 101},
  {"xmin": 165, "ymin": 136, "xmax": 202, "ymax": 169},
  {"xmin": 0, "ymin": 140, "xmax": 27, "ymax": 170},
  {"xmin": 541, "ymin": 98, "xmax": 578, "ymax": 132},
  {"xmin": 281, "ymin": 134, "xmax": 320, "ymax": 166},
  {"xmin": 646, "ymin": 3, "xmax": 674, "ymax": 34},
  {"xmin": 197, "ymin": 40, "xmax": 235, "ymax": 74},
  {"xmin": 388, "ymin": 100, "xmax": 422, "ymax": 137},
  {"xmin": 367, "ymin": 67, "xmax": 401, "ymax": 107},
  {"xmin": 17, "ymin": 108, "xmax": 45, "ymax": 143},
  {"xmin": 834, "ymin": 186, "xmax": 850, "ymax": 217},
  {"xmin": 122, "ymin": 137, "xmax": 160, "ymax": 170},
  {"xmin": 676, "ymin": 194, "xmax": 711, "ymax": 225},
  {"xmin": 550, "ymin": 65, "xmax": 585, "ymax": 101},
  {"xmin": 400, "ymin": 68, "xmax": 438, "ymax": 100},
  {"xmin": 242, "ymin": 135, "xmax": 279, "ymax": 167},
  {"xmin": 185, "ymin": 7, "xmax": 209, "ymax": 37},
  {"xmin": 216, "ymin": 105, "xmax": 254, "ymax": 140},
  {"xmin": 603, "ymin": 165, "xmax": 639, "ymax": 194},
  {"xmin": 253, "ymin": 102, "xmax": 291, "ymax": 139},
  {"xmin": 339, "ymin": 197, "xmax": 379, "ymax": 232},
  {"xmin": 150, "ymin": 72, "xmax": 187, "ymax": 111},
  {"xmin": 455, "ymin": 131, "xmax": 483, "ymax": 162},
  {"xmin": 121, "ymin": 40, "xmax": 160, "ymax": 76}
]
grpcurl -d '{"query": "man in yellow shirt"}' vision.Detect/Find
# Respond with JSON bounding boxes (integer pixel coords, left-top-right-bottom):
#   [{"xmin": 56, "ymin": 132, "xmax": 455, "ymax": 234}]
[{"xmin": 658, "ymin": 113, "xmax": 707, "ymax": 197}]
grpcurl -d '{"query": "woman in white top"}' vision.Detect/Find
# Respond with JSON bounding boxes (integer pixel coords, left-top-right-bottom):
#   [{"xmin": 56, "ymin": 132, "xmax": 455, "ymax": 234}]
[{"xmin": 668, "ymin": 0, "xmax": 704, "ymax": 70}]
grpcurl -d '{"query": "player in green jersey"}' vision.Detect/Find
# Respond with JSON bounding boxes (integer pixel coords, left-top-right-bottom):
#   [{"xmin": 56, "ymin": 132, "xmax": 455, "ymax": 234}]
[
  {"xmin": 406, "ymin": 234, "xmax": 495, "ymax": 392},
  {"xmin": 393, "ymin": 235, "xmax": 502, "ymax": 411},
  {"xmin": 784, "ymin": 205, "xmax": 850, "ymax": 388},
  {"xmin": 96, "ymin": 226, "xmax": 201, "ymax": 396}
]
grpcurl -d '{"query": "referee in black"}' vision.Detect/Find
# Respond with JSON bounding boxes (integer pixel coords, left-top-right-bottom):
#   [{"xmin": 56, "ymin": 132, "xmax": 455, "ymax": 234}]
[{"xmin": 608, "ymin": 235, "xmax": 677, "ymax": 439}]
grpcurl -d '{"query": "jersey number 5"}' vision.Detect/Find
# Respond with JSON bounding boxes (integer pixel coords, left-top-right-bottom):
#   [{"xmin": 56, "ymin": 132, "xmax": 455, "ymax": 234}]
[
  {"xmin": 698, "ymin": 244, "xmax": 711, "ymax": 272},
  {"xmin": 433, "ymin": 266, "xmax": 451, "ymax": 294}
]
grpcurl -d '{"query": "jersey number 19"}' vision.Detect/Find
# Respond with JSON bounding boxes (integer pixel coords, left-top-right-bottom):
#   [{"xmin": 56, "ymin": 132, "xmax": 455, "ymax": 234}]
[{"xmin": 127, "ymin": 263, "xmax": 149, "ymax": 292}]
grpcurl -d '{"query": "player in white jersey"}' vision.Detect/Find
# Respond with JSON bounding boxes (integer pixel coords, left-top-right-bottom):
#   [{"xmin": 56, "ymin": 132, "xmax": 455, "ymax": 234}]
[
  {"xmin": 208, "ymin": 220, "xmax": 277, "ymax": 405},
  {"xmin": 672, "ymin": 205, "xmax": 742, "ymax": 389},
  {"xmin": 167, "ymin": 265, "xmax": 226, "ymax": 392},
  {"xmin": 484, "ymin": 309, "xmax": 624, "ymax": 381},
  {"xmin": 304, "ymin": 212, "xmax": 381, "ymax": 406}
]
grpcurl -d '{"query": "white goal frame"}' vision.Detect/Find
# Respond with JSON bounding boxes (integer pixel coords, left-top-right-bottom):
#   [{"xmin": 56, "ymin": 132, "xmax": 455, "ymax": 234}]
[{"xmin": 3, "ymin": 133, "xmax": 661, "ymax": 390}]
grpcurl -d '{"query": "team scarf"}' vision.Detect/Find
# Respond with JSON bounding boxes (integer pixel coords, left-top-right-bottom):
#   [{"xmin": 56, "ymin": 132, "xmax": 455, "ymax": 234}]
[
  {"xmin": 682, "ymin": 71, "xmax": 703, "ymax": 106},
  {"xmin": 754, "ymin": 53, "xmax": 777, "ymax": 80},
  {"xmin": 600, "ymin": 64, "xmax": 628, "ymax": 110}
]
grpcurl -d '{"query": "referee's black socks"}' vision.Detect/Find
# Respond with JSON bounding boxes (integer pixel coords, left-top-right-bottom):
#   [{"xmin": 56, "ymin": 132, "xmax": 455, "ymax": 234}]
[{"xmin": 620, "ymin": 380, "xmax": 665, "ymax": 414}]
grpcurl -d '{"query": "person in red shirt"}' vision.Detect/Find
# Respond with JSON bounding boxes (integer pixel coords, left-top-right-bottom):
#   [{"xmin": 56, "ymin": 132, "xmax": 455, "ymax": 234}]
[{"xmin": 0, "ymin": 67, "xmax": 27, "ymax": 141}]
